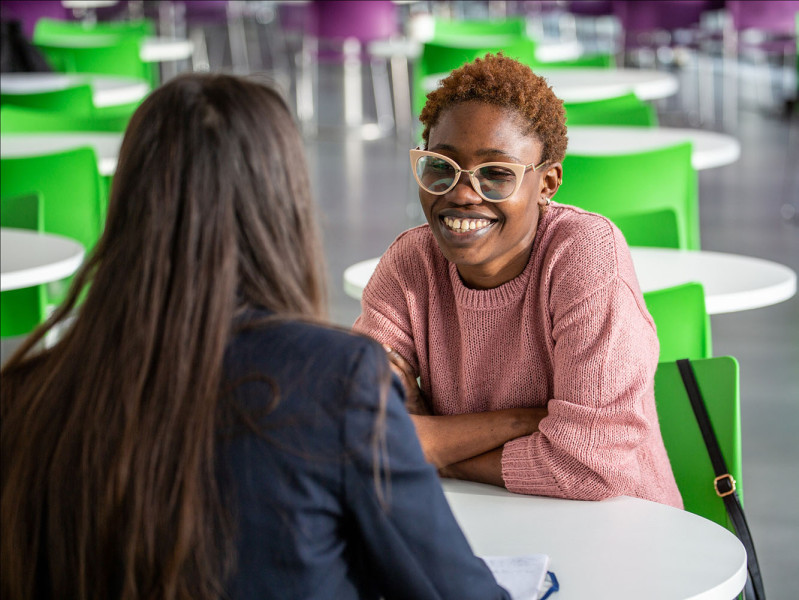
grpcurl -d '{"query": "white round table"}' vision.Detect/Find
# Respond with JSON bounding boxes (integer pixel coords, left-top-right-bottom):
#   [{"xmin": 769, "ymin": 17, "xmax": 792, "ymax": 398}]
[
  {"xmin": 567, "ymin": 126, "xmax": 741, "ymax": 171},
  {"xmin": 443, "ymin": 479, "xmax": 747, "ymax": 600},
  {"xmin": 1, "ymin": 132, "xmax": 123, "ymax": 176},
  {"xmin": 1, "ymin": 228, "xmax": 85, "ymax": 292},
  {"xmin": 423, "ymin": 67, "xmax": 679, "ymax": 102},
  {"xmin": 0, "ymin": 73, "xmax": 149, "ymax": 108},
  {"xmin": 342, "ymin": 248, "xmax": 797, "ymax": 315},
  {"xmin": 368, "ymin": 36, "xmax": 584, "ymax": 64}
]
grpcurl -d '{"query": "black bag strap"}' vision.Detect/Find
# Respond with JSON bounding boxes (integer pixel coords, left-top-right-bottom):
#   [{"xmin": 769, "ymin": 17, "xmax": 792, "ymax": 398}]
[{"xmin": 676, "ymin": 359, "xmax": 766, "ymax": 600}]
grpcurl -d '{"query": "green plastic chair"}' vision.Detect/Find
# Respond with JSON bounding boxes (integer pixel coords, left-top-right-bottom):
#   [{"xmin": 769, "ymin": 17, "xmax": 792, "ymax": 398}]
[
  {"xmin": 1, "ymin": 147, "xmax": 104, "ymax": 253},
  {"xmin": 644, "ymin": 282, "xmax": 712, "ymax": 362},
  {"xmin": 654, "ymin": 356, "xmax": 743, "ymax": 532},
  {"xmin": 414, "ymin": 38, "xmax": 538, "ymax": 116},
  {"xmin": 0, "ymin": 105, "xmax": 129, "ymax": 133},
  {"xmin": 611, "ymin": 208, "xmax": 681, "ymax": 248},
  {"xmin": 33, "ymin": 18, "xmax": 158, "ymax": 88},
  {"xmin": 564, "ymin": 92, "xmax": 658, "ymax": 127},
  {"xmin": 0, "ymin": 83, "xmax": 137, "ymax": 131},
  {"xmin": 556, "ymin": 142, "xmax": 700, "ymax": 249},
  {"xmin": 0, "ymin": 84, "xmax": 95, "ymax": 118},
  {"xmin": 0, "ymin": 192, "xmax": 49, "ymax": 338}
]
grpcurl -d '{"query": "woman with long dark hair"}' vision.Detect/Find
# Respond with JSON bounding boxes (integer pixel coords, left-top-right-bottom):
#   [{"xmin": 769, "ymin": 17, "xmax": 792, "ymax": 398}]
[{"xmin": 1, "ymin": 74, "xmax": 509, "ymax": 600}]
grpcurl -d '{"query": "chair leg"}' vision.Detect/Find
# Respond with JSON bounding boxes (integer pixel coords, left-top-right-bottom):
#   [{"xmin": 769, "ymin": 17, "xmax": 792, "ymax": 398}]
[
  {"xmin": 296, "ymin": 35, "xmax": 317, "ymax": 136},
  {"xmin": 370, "ymin": 55, "xmax": 395, "ymax": 135},
  {"xmin": 226, "ymin": 0, "xmax": 250, "ymax": 74},
  {"xmin": 343, "ymin": 37, "xmax": 363, "ymax": 129},
  {"xmin": 390, "ymin": 52, "xmax": 413, "ymax": 142}
]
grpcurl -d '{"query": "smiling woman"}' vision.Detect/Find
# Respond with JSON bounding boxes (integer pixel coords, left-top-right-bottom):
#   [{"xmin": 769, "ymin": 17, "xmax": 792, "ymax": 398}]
[{"xmin": 354, "ymin": 54, "xmax": 683, "ymax": 509}]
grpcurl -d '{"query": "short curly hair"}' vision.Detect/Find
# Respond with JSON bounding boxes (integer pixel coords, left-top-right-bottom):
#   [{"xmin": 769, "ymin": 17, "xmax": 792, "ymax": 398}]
[{"xmin": 419, "ymin": 54, "xmax": 568, "ymax": 164}]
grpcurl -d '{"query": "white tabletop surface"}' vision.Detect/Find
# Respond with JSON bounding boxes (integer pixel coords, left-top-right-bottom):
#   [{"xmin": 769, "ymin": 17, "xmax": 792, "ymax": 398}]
[
  {"xmin": 443, "ymin": 479, "xmax": 747, "ymax": 600},
  {"xmin": 343, "ymin": 247, "xmax": 797, "ymax": 315},
  {"xmin": 567, "ymin": 126, "xmax": 741, "ymax": 170},
  {"xmin": 424, "ymin": 67, "xmax": 679, "ymax": 102},
  {"xmin": 368, "ymin": 36, "xmax": 583, "ymax": 63},
  {"xmin": 1, "ymin": 132, "xmax": 122, "ymax": 176},
  {"xmin": 1, "ymin": 228, "xmax": 85, "ymax": 291},
  {"xmin": 0, "ymin": 72, "xmax": 149, "ymax": 108}
]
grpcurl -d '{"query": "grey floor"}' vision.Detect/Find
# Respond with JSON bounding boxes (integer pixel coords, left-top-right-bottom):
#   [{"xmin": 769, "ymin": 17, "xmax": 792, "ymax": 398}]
[{"xmin": 305, "ymin": 63, "xmax": 799, "ymax": 598}]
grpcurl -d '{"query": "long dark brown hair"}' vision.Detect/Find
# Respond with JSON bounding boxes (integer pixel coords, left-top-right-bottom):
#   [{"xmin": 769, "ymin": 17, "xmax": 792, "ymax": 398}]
[{"xmin": 1, "ymin": 74, "xmax": 329, "ymax": 599}]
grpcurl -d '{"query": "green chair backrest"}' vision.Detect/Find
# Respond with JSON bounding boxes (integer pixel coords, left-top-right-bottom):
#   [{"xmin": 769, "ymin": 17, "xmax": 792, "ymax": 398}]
[
  {"xmin": 35, "ymin": 37, "xmax": 156, "ymax": 87},
  {"xmin": 0, "ymin": 84, "xmax": 96, "ymax": 118},
  {"xmin": 414, "ymin": 38, "xmax": 538, "ymax": 115},
  {"xmin": 611, "ymin": 208, "xmax": 681, "ymax": 248},
  {"xmin": 1, "ymin": 147, "xmax": 104, "ymax": 252},
  {"xmin": 644, "ymin": 282, "xmax": 712, "ymax": 362},
  {"xmin": 0, "ymin": 105, "xmax": 129, "ymax": 133},
  {"xmin": 33, "ymin": 18, "xmax": 158, "ymax": 88},
  {"xmin": 0, "ymin": 192, "xmax": 49, "ymax": 337},
  {"xmin": 432, "ymin": 17, "xmax": 529, "ymax": 38},
  {"xmin": 564, "ymin": 92, "xmax": 657, "ymax": 127},
  {"xmin": 654, "ymin": 356, "xmax": 742, "ymax": 532},
  {"xmin": 556, "ymin": 142, "xmax": 700, "ymax": 249}
]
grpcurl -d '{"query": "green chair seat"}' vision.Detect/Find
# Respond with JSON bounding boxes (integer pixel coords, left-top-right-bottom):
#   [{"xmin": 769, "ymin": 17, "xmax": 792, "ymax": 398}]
[
  {"xmin": 655, "ymin": 356, "xmax": 743, "ymax": 531},
  {"xmin": 556, "ymin": 142, "xmax": 700, "ymax": 249},
  {"xmin": 644, "ymin": 282, "xmax": 712, "ymax": 362}
]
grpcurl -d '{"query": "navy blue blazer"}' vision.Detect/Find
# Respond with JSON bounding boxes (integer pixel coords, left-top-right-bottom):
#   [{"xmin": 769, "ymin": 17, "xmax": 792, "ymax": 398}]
[{"xmin": 219, "ymin": 313, "xmax": 509, "ymax": 600}]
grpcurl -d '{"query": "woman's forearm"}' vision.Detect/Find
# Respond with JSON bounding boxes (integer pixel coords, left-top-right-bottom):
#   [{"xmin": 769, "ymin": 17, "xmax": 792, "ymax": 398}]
[
  {"xmin": 439, "ymin": 448, "xmax": 506, "ymax": 487},
  {"xmin": 409, "ymin": 408, "xmax": 545, "ymax": 468}
]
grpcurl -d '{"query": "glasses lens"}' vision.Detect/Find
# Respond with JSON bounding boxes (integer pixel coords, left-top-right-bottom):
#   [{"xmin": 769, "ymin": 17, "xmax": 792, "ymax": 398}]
[
  {"xmin": 475, "ymin": 165, "xmax": 517, "ymax": 200},
  {"xmin": 417, "ymin": 155, "xmax": 456, "ymax": 193}
]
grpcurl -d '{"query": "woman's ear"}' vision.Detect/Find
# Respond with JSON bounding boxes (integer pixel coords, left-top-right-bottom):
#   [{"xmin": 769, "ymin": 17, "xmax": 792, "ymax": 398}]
[{"xmin": 540, "ymin": 163, "xmax": 563, "ymax": 201}]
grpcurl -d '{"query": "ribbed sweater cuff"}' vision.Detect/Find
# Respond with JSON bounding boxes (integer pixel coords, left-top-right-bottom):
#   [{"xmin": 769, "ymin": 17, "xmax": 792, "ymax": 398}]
[{"xmin": 501, "ymin": 436, "xmax": 560, "ymax": 495}]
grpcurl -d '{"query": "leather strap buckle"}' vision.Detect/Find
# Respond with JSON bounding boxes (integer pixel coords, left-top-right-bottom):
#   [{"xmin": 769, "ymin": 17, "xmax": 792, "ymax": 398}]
[{"xmin": 714, "ymin": 473, "xmax": 736, "ymax": 497}]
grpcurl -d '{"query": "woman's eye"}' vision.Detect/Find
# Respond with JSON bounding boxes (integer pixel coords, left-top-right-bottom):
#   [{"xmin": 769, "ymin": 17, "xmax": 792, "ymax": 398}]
[
  {"xmin": 428, "ymin": 159, "xmax": 453, "ymax": 173},
  {"xmin": 481, "ymin": 167, "xmax": 515, "ymax": 181}
]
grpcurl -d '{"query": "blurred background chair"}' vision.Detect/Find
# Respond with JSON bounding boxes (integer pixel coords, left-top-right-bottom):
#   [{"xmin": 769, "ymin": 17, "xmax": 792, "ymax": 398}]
[
  {"xmin": 0, "ymin": 191, "xmax": 48, "ymax": 338},
  {"xmin": 722, "ymin": 0, "xmax": 799, "ymax": 119},
  {"xmin": 555, "ymin": 142, "xmax": 700, "ymax": 249},
  {"xmin": 644, "ymin": 282, "xmax": 713, "ymax": 362},
  {"xmin": 413, "ymin": 35, "xmax": 538, "ymax": 117},
  {"xmin": 296, "ymin": 0, "xmax": 399, "ymax": 138},
  {"xmin": 654, "ymin": 355, "xmax": 743, "ymax": 532},
  {"xmin": 1, "ymin": 147, "xmax": 105, "ymax": 254},
  {"xmin": 32, "ymin": 17, "xmax": 158, "ymax": 89},
  {"xmin": 0, "ymin": 83, "xmax": 134, "ymax": 130},
  {"xmin": 0, "ymin": 104, "xmax": 128, "ymax": 133},
  {"xmin": 564, "ymin": 92, "xmax": 658, "ymax": 126}
]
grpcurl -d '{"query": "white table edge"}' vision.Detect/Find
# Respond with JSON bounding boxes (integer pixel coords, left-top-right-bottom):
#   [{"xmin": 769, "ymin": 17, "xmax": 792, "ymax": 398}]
[{"xmin": 1, "ymin": 229, "xmax": 85, "ymax": 292}]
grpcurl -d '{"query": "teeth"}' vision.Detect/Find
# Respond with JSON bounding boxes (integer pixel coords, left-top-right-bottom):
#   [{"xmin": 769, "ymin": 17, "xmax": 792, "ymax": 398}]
[{"xmin": 443, "ymin": 216, "xmax": 492, "ymax": 233}]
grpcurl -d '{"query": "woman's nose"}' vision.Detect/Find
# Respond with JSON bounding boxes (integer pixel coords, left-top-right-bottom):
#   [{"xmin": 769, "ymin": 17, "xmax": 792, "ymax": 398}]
[{"xmin": 447, "ymin": 172, "xmax": 483, "ymax": 205}]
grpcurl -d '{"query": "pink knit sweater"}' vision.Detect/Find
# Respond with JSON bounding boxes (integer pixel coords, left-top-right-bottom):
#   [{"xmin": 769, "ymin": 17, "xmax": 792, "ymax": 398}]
[{"xmin": 354, "ymin": 203, "xmax": 682, "ymax": 508}]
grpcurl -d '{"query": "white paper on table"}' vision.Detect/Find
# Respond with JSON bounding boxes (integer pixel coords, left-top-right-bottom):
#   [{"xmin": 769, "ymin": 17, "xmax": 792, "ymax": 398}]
[{"xmin": 482, "ymin": 554, "xmax": 551, "ymax": 600}]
